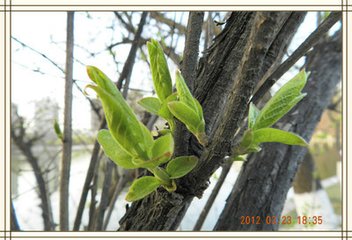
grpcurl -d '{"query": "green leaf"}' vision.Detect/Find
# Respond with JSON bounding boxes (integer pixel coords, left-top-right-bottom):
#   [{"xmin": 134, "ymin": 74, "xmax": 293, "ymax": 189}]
[
  {"xmin": 87, "ymin": 66, "xmax": 120, "ymax": 98},
  {"xmin": 97, "ymin": 129, "xmax": 136, "ymax": 169},
  {"xmin": 134, "ymin": 133, "xmax": 174, "ymax": 168},
  {"xmin": 86, "ymin": 67, "xmax": 153, "ymax": 160},
  {"xmin": 158, "ymin": 94, "xmax": 178, "ymax": 131},
  {"xmin": 248, "ymin": 103, "xmax": 260, "ymax": 129},
  {"xmin": 125, "ymin": 176, "xmax": 161, "ymax": 202},
  {"xmin": 138, "ymin": 97, "xmax": 162, "ymax": 115},
  {"xmin": 233, "ymin": 129, "xmax": 253, "ymax": 155},
  {"xmin": 253, "ymin": 70, "xmax": 308, "ymax": 130},
  {"xmin": 233, "ymin": 155, "xmax": 247, "ymax": 161},
  {"xmin": 175, "ymin": 70, "xmax": 196, "ymax": 110},
  {"xmin": 162, "ymin": 180, "xmax": 177, "ymax": 192},
  {"xmin": 53, "ymin": 119, "xmax": 63, "ymax": 141},
  {"xmin": 166, "ymin": 156, "xmax": 198, "ymax": 179},
  {"xmin": 151, "ymin": 133, "xmax": 174, "ymax": 163},
  {"xmin": 172, "ymin": 71, "xmax": 207, "ymax": 145},
  {"xmin": 168, "ymin": 101, "xmax": 203, "ymax": 134},
  {"xmin": 252, "ymin": 128, "xmax": 308, "ymax": 146},
  {"xmin": 147, "ymin": 39, "xmax": 173, "ymax": 101}
]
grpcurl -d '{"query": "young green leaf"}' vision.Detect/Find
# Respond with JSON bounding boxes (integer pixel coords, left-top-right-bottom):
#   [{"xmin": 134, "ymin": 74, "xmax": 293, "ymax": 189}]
[
  {"xmin": 168, "ymin": 101, "xmax": 207, "ymax": 145},
  {"xmin": 125, "ymin": 176, "xmax": 161, "ymax": 202},
  {"xmin": 147, "ymin": 39, "xmax": 173, "ymax": 101},
  {"xmin": 168, "ymin": 101, "xmax": 201, "ymax": 132},
  {"xmin": 138, "ymin": 97, "xmax": 162, "ymax": 115},
  {"xmin": 87, "ymin": 66, "xmax": 120, "ymax": 98},
  {"xmin": 134, "ymin": 133, "xmax": 174, "ymax": 169},
  {"xmin": 253, "ymin": 70, "xmax": 308, "ymax": 130},
  {"xmin": 158, "ymin": 94, "xmax": 178, "ymax": 131},
  {"xmin": 53, "ymin": 119, "xmax": 63, "ymax": 141},
  {"xmin": 248, "ymin": 103, "xmax": 260, "ymax": 129},
  {"xmin": 162, "ymin": 180, "xmax": 177, "ymax": 192},
  {"xmin": 252, "ymin": 128, "xmax": 308, "ymax": 146},
  {"xmin": 171, "ymin": 71, "xmax": 207, "ymax": 145},
  {"xmin": 86, "ymin": 66, "xmax": 153, "ymax": 160},
  {"xmin": 97, "ymin": 129, "xmax": 137, "ymax": 169},
  {"xmin": 166, "ymin": 156, "xmax": 198, "ymax": 179},
  {"xmin": 233, "ymin": 129, "xmax": 254, "ymax": 155},
  {"xmin": 150, "ymin": 167, "xmax": 172, "ymax": 185},
  {"xmin": 151, "ymin": 133, "xmax": 174, "ymax": 163},
  {"xmin": 175, "ymin": 70, "xmax": 196, "ymax": 111}
]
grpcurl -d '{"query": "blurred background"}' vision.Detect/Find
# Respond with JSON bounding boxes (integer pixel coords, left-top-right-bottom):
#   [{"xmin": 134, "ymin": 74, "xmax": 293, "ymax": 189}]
[{"xmin": 11, "ymin": 11, "xmax": 341, "ymax": 231}]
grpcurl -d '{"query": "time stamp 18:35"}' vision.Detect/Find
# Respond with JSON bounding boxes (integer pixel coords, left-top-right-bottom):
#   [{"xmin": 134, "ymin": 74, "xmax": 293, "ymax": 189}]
[{"xmin": 240, "ymin": 216, "xmax": 323, "ymax": 225}]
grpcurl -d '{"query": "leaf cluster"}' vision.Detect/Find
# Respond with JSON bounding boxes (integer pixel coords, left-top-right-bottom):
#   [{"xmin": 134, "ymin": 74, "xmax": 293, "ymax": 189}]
[
  {"xmin": 85, "ymin": 39, "xmax": 206, "ymax": 202},
  {"xmin": 233, "ymin": 70, "xmax": 309, "ymax": 160}
]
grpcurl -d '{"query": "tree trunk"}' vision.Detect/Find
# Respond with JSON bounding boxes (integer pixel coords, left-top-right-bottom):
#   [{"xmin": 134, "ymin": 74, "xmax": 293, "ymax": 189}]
[
  {"xmin": 118, "ymin": 12, "xmax": 306, "ymax": 231},
  {"xmin": 60, "ymin": 11, "xmax": 74, "ymax": 231},
  {"xmin": 214, "ymin": 29, "xmax": 341, "ymax": 231}
]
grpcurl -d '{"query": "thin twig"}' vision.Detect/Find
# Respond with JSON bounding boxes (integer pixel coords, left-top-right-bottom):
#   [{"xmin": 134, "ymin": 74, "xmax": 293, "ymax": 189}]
[
  {"xmin": 251, "ymin": 12, "xmax": 341, "ymax": 104},
  {"xmin": 12, "ymin": 37, "xmax": 102, "ymax": 119},
  {"xmin": 73, "ymin": 11, "xmax": 148, "ymax": 231},
  {"xmin": 59, "ymin": 11, "xmax": 74, "ymax": 231},
  {"xmin": 193, "ymin": 161, "xmax": 232, "ymax": 231}
]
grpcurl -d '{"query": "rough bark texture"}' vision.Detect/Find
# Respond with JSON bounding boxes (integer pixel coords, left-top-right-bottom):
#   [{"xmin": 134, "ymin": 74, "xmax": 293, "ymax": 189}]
[
  {"xmin": 118, "ymin": 12, "xmax": 306, "ymax": 231},
  {"xmin": 214, "ymin": 29, "xmax": 341, "ymax": 231},
  {"xmin": 293, "ymin": 151, "xmax": 322, "ymax": 193}
]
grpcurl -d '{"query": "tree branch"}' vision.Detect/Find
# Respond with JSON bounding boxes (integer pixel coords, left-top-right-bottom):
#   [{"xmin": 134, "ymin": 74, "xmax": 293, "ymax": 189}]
[
  {"xmin": 150, "ymin": 12, "xmax": 187, "ymax": 34},
  {"xmin": 12, "ymin": 37, "xmax": 102, "ymax": 119},
  {"xmin": 73, "ymin": 11, "xmax": 148, "ymax": 231},
  {"xmin": 251, "ymin": 11, "xmax": 341, "ymax": 104},
  {"xmin": 173, "ymin": 12, "xmax": 204, "ymax": 157},
  {"xmin": 193, "ymin": 161, "xmax": 232, "ymax": 230},
  {"xmin": 59, "ymin": 11, "xmax": 74, "ymax": 231},
  {"xmin": 11, "ymin": 117, "xmax": 54, "ymax": 230}
]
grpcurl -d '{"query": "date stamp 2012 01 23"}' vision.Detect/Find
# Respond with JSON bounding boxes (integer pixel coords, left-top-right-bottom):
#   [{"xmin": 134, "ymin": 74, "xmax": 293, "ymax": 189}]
[{"xmin": 240, "ymin": 215, "xmax": 323, "ymax": 225}]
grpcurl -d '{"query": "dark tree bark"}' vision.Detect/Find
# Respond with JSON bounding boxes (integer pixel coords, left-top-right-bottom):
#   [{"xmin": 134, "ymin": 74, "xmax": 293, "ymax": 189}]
[
  {"xmin": 214, "ymin": 29, "xmax": 341, "ymax": 231},
  {"xmin": 118, "ymin": 12, "xmax": 306, "ymax": 231}
]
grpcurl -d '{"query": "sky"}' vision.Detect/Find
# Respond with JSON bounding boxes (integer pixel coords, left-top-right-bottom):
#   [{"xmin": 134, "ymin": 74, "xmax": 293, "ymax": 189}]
[{"xmin": 11, "ymin": 12, "xmax": 334, "ymax": 131}]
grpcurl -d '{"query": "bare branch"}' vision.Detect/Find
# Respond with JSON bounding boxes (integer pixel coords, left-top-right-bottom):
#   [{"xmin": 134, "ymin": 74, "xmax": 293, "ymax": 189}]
[
  {"xmin": 150, "ymin": 12, "xmax": 187, "ymax": 34},
  {"xmin": 12, "ymin": 37, "xmax": 102, "ymax": 119},
  {"xmin": 60, "ymin": 11, "xmax": 74, "ymax": 231},
  {"xmin": 193, "ymin": 161, "xmax": 232, "ymax": 230},
  {"xmin": 11, "ymin": 114, "xmax": 54, "ymax": 230},
  {"xmin": 73, "ymin": 12, "xmax": 148, "ymax": 230},
  {"xmin": 251, "ymin": 12, "xmax": 341, "ymax": 104}
]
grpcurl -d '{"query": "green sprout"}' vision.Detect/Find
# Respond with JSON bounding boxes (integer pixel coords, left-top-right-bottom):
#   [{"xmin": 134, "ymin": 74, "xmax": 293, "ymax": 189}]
[
  {"xmin": 233, "ymin": 70, "xmax": 309, "ymax": 160},
  {"xmin": 85, "ymin": 39, "xmax": 206, "ymax": 202},
  {"xmin": 85, "ymin": 38, "xmax": 308, "ymax": 202}
]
